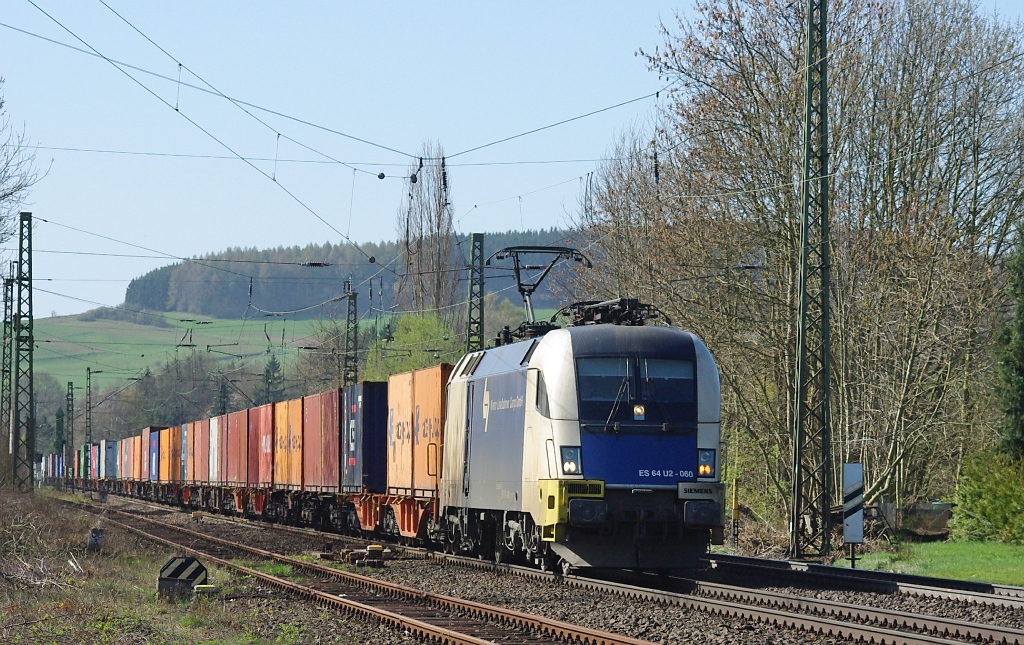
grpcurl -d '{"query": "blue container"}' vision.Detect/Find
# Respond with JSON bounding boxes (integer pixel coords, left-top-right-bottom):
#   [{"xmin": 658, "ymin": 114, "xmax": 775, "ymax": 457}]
[
  {"xmin": 180, "ymin": 423, "xmax": 188, "ymax": 482},
  {"xmin": 103, "ymin": 440, "xmax": 118, "ymax": 479},
  {"xmin": 149, "ymin": 431, "xmax": 160, "ymax": 481},
  {"xmin": 341, "ymin": 382, "xmax": 387, "ymax": 493}
]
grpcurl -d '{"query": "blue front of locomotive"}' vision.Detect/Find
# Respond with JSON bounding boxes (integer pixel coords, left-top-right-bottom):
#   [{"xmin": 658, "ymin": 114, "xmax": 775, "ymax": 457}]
[
  {"xmin": 572, "ymin": 326, "xmax": 701, "ymax": 488},
  {"xmin": 527, "ymin": 324, "xmax": 724, "ymax": 569}
]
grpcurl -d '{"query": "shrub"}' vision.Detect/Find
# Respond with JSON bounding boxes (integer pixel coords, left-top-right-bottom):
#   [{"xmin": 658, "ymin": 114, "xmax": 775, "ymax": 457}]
[{"xmin": 950, "ymin": 451, "xmax": 1024, "ymax": 543}]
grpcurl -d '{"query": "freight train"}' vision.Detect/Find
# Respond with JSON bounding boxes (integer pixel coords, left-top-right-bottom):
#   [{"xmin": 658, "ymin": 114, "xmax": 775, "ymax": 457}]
[{"xmin": 44, "ymin": 298, "xmax": 725, "ymax": 572}]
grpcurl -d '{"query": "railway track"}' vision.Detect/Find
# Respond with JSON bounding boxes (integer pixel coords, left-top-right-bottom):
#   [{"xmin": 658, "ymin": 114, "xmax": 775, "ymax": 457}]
[
  {"xmin": 706, "ymin": 553, "xmax": 1024, "ymax": 609},
  {"xmin": 63, "ymin": 499, "xmax": 652, "ymax": 645},
  {"xmin": 583, "ymin": 569, "xmax": 1024, "ymax": 645},
  {"xmin": 73, "ymin": 495, "xmax": 1016, "ymax": 644},
  {"xmin": 442, "ymin": 553, "xmax": 1024, "ymax": 645},
  {"xmin": 101, "ymin": 495, "xmax": 393, "ymax": 556}
]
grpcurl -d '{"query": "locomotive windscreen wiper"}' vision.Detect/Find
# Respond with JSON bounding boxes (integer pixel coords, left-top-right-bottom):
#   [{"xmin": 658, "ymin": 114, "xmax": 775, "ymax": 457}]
[{"xmin": 604, "ymin": 376, "xmax": 630, "ymax": 431}]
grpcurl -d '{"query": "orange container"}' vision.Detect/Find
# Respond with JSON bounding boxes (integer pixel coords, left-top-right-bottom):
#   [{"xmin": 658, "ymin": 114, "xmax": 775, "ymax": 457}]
[
  {"xmin": 287, "ymin": 397, "xmax": 303, "ymax": 488},
  {"xmin": 132, "ymin": 435, "xmax": 142, "ymax": 480},
  {"xmin": 159, "ymin": 428, "xmax": 170, "ymax": 482},
  {"xmin": 387, "ymin": 371, "xmax": 415, "ymax": 494},
  {"xmin": 273, "ymin": 398, "xmax": 303, "ymax": 489},
  {"xmin": 166, "ymin": 425, "xmax": 182, "ymax": 482},
  {"xmin": 412, "ymin": 365, "xmax": 452, "ymax": 494}
]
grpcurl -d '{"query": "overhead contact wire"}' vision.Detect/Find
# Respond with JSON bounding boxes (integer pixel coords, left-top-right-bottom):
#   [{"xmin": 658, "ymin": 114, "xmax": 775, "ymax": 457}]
[{"xmin": 28, "ymin": 0, "xmax": 386, "ymax": 272}]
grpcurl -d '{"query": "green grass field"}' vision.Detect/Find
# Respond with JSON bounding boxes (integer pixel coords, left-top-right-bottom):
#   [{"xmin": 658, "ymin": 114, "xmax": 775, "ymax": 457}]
[
  {"xmin": 34, "ymin": 313, "xmax": 320, "ymax": 384},
  {"xmin": 33, "ymin": 304, "xmax": 560, "ymax": 386},
  {"xmin": 837, "ymin": 541, "xmax": 1024, "ymax": 585}
]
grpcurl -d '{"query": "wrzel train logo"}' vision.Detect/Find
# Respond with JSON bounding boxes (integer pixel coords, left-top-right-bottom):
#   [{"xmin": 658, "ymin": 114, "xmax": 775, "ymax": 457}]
[
  {"xmin": 387, "ymin": 406, "xmax": 442, "ymax": 447},
  {"xmin": 275, "ymin": 435, "xmax": 302, "ymax": 451}
]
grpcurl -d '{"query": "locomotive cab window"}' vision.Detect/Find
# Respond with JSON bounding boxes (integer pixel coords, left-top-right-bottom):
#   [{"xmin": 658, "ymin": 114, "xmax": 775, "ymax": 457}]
[
  {"xmin": 577, "ymin": 357, "xmax": 697, "ymax": 430},
  {"xmin": 535, "ymin": 370, "xmax": 551, "ymax": 418},
  {"xmin": 640, "ymin": 359, "xmax": 697, "ymax": 429},
  {"xmin": 576, "ymin": 357, "xmax": 632, "ymax": 426},
  {"xmin": 577, "ymin": 357, "xmax": 632, "ymax": 401},
  {"xmin": 641, "ymin": 359, "xmax": 695, "ymax": 404}
]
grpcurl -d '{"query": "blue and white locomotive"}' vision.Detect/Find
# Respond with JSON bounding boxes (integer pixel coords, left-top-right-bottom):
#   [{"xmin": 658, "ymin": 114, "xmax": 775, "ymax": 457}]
[{"xmin": 440, "ymin": 298, "xmax": 724, "ymax": 571}]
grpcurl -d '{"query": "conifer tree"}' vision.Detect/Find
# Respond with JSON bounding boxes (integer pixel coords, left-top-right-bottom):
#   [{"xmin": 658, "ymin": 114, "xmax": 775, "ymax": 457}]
[
  {"xmin": 997, "ymin": 241, "xmax": 1024, "ymax": 459},
  {"xmin": 213, "ymin": 375, "xmax": 231, "ymax": 416},
  {"xmin": 259, "ymin": 355, "xmax": 284, "ymax": 404}
]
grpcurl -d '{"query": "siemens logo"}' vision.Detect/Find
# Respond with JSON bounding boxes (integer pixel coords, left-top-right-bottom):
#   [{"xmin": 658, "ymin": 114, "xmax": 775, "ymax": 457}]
[{"xmin": 678, "ymin": 482, "xmax": 725, "ymax": 500}]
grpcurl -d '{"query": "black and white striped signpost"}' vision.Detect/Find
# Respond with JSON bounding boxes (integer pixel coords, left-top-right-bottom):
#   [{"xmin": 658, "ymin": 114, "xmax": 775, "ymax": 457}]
[
  {"xmin": 158, "ymin": 556, "xmax": 207, "ymax": 601},
  {"xmin": 843, "ymin": 463, "xmax": 864, "ymax": 568}
]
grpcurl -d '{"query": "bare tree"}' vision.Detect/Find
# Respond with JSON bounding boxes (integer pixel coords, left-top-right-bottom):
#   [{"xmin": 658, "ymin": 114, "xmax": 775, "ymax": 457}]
[
  {"xmin": 0, "ymin": 82, "xmax": 38, "ymax": 481},
  {"xmin": 395, "ymin": 142, "xmax": 461, "ymax": 326},
  {"xmin": 0, "ymin": 82, "xmax": 39, "ymax": 240},
  {"xmin": 574, "ymin": 0, "xmax": 1024, "ymax": 537}
]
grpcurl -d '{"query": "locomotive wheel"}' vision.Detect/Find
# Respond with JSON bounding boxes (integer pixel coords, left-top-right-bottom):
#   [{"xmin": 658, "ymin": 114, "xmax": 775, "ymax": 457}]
[
  {"xmin": 494, "ymin": 539, "xmax": 510, "ymax": 564},
  {"xmin": 538, "ymin": 549, "xmax": 556, "ymax": 572},
  {"xmin": 560, "ymin": 559, "xmax": 573, "ymax": 577}
]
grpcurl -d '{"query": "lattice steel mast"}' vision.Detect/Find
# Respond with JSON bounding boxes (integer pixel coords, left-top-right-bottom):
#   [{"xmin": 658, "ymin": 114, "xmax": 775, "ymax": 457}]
[
  {"xmin": 85, "ymin": 367, "xmax": 93, "ymax": 477},
  {"xmin": 790, "ymin": 0, "xmax": 833, "ymax": 559},
  {"xmin": 0, "ymin": 271, "xmax": 12, "ymax": 484},
  {"xmin": 466, "ymin": 233, "xmax": 485, "ymax": 352},
  {"xmin": 343, "ymin": 277, "xmax": 358, "ymax": 386},
  {"xmin": 11, "ymin": 213, "xmax": 34, "ymax": 491},
  {"xmin": 66, "ymin": 382, "xmax": 74, "ymax": 478}
]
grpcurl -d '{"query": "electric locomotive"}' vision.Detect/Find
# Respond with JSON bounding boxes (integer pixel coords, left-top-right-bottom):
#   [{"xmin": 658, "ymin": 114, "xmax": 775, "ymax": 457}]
[{"xmin": 440, "ymin": 298, "xmax": 724, "ymax": 572}]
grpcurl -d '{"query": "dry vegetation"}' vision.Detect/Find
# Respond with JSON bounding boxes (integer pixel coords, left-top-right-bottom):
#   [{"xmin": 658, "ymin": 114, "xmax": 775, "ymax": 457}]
[{"xmin": 0, "ymin": 491, "xmax": 409, "ymax": 644}]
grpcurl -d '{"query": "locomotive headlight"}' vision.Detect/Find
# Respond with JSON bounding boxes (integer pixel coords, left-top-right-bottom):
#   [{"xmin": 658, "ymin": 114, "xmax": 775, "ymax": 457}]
[
  {"xmin": 561, "ymin": 446, "xmax": 582, "ymax": 475},
  {"xmin": 697, "ymin": 449, "xmax": 716, "ymax": 478},
  {"xmin": 633, "ymin": 404, "xmax": 645, "ymax": 420}
]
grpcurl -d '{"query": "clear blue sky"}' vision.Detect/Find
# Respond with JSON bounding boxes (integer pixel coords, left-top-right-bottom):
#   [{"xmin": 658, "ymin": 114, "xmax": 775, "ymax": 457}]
[{"xmin": 2, "ymin": 1, "xmax": 1023, "ymax": 318}]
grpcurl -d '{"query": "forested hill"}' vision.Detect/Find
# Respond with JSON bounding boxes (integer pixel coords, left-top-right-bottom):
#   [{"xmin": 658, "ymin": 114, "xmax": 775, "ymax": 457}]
[{"xmin": 124, "ymin": 228, "xmax": 572, "ymax": 319}]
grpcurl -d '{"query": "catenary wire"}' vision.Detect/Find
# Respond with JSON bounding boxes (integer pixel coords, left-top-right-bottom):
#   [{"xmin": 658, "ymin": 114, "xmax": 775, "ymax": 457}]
[
  {"xmin": 28, "ymin": 145, "xmax": 613, "ymax": 167},
  {"xmin": 25, "ymin": 1, "xmax": 386, "ymax": 272},
  {"xmin": 96, "ymin": 0, "xmax": 386, "ymax": 178},
  {"xmin": 0, "ymin": 20, "xmax": 414, "ymax": 159}
]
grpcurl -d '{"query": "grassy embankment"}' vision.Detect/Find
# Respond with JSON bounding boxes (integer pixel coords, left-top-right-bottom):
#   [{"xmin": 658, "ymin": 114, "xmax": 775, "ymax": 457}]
[
  {"xmin": 34, "ymin": 314, "xmax": 319, "ymax": 383},
  {"xmin": 835, "ymin": 541, "xmax": 1024, "ymax": 585},
  {"xmin": 0, "ymin": 490, "xmax": 366, "ymax": 644},
  {"xmin": 34, "ymin": 304, "xmax": 561, "ymax": 385}
]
